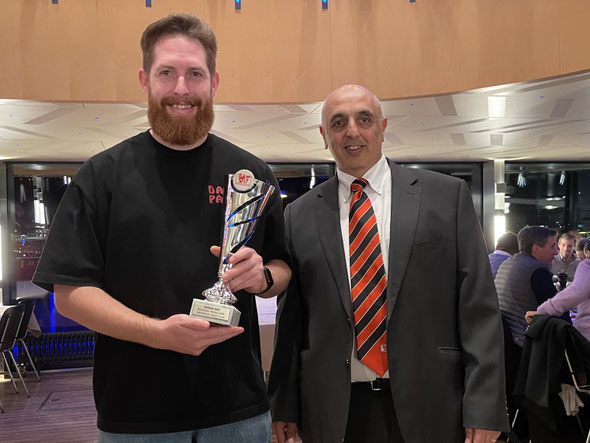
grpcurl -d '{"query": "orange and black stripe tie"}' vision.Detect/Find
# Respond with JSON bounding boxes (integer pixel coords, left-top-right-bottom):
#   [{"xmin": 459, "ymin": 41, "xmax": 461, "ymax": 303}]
[{"xmin": 349, "ymin": 178, "xmax": 388, "ymax": 376}]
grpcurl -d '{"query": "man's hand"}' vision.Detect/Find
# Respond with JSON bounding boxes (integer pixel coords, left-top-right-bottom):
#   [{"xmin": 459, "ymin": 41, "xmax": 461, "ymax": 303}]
[
  {"xmin": 525, "ymin": 310, "xmax": 539, "ymax": 324},
  {"xmin": 210, "ymin": 246, "xmax": 266, "ymax": 294},
  {"xmin": 272, "ymin": 421, "xmax": 298, "ymax": 443},
  {"xmin": 154, "ymin": 314, "xmax": 243, "ymax": 356},
  {"xmin": 465, "ymin": 428, "xmax": 501, "ymax": 443}
]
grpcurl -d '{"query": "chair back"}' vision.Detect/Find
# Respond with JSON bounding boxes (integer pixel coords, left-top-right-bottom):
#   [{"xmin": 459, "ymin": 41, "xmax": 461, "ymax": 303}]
[
  {"xmin": 0, "ymin": 304, "xmax": 25, "ymax": 353},
  {"xmin": 15, "ymin": 299, "xmax": 36, "ymax": 341},
  {"xmin": 564, "ymin": 333, "xmax": 590, "ymax": 392}
]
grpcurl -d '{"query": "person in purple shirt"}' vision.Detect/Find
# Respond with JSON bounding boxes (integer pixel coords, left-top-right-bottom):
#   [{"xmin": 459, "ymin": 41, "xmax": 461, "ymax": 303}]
[
  {"xmin": 488, "ymin": 231, "xmax": 519, "ymax": 278},
  {"xmin": 526, "ymin": 241, "xmax": 590, "ymax": 341}
]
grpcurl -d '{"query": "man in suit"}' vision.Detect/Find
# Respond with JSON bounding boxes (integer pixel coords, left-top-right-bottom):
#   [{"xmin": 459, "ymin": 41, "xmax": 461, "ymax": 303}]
[{"xmin": 268, "ymin": 84, "xmax": 509, "ymax": 443}]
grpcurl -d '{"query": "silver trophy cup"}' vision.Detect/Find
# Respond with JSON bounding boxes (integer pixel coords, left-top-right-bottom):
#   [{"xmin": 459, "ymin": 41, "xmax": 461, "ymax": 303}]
[{"xmin": 189, "ymin": 169, "xmax": 275, "ymax": 326}]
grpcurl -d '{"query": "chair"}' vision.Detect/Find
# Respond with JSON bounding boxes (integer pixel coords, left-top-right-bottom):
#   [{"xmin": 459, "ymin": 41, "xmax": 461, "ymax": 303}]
[
  {"xmin": 15, "ymin": 299, "xmax": 40, "ymax": 381},
  {"xmin": 0, "ymin": 304, "xmax": 29, "ymax": 398},
  {"xmin": 564, "ymin": 338, "xmax": 590, "ymax": 443}
]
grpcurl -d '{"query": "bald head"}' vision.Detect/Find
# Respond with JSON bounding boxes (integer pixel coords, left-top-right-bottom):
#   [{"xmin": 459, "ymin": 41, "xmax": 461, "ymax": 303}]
[
  {"xmin": 321, "ymin": 84, "xmax": 384, "ymax": 128},
  {"xmin": 319, "ymin": 84, "xmax": 387, "ymax": 178}
]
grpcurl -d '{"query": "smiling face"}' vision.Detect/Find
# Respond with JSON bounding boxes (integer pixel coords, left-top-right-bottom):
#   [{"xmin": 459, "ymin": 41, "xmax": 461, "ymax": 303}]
[
  {"xmin": 320, "ymin": 85, "xmax": 387, "ymax": 178},
  {"xmin": 558, "ymin": 237, "xmax": 575, "ymax": 260},
  {"xmin": 139, "ymin": 34, "xmax": 219, "ymax": 149}
]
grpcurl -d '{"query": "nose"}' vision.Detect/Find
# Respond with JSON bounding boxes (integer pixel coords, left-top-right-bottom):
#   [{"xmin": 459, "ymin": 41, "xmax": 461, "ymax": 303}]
[
  {"xmin": 174, "ymin": 75, "xmax": 190, "ymax": 96},
  {"xmin": 345, "ymin": 120, "xmax": 360, "ymax": 138}
]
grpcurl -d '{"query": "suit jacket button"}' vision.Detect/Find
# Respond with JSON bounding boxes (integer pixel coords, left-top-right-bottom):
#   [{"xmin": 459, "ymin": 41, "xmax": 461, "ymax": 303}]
[{"xmin": 345, "ymin": 358, "xmax": 350, "ymax": 367}]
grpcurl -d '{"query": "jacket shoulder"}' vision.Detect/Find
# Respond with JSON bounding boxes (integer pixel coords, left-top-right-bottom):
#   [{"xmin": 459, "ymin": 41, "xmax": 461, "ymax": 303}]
[{"xmin": 287, "ymin": 177, "xmax": 336, "ymax": 210}]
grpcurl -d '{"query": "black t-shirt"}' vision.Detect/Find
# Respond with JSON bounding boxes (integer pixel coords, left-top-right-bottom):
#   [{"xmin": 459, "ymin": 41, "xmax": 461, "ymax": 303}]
[{"xmin": 33, "ymin": 131, "xmax": 289, "ymax": 433}]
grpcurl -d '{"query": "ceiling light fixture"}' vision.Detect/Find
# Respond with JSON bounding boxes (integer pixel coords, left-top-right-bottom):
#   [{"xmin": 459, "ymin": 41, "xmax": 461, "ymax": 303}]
[
  {"xmin": 488, "ymin": 96, "xmax": 507, "ymax": 118},
  {"xmin": 517, "ymin": 169, "xmax": 526, "ymax": 188}
]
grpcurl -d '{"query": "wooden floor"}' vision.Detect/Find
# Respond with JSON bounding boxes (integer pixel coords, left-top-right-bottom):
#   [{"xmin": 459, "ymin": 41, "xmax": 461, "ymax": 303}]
[
  {"xmin": 0, "ymin": 368, "xmax": 300, "ymax": 442},
  {"xmin": 0, "ymin": 368, "xmax": 97, "ymax": 443}
]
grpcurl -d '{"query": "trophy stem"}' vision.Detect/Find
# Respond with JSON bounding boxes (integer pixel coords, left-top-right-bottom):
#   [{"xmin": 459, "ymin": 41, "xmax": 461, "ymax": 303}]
[{"xmin": 202, "ymin": 275, "xmax": 237, "ymax": 305}]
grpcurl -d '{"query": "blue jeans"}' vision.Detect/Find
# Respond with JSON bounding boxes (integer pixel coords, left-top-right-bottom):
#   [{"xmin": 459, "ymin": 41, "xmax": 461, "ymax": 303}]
[{"xmin": 98, "ymin": 411, "xmax": 271, "ymax": 443}]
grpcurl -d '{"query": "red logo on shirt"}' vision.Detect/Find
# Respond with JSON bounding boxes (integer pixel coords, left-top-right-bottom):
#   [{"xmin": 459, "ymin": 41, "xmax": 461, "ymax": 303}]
[{"xmin": 208, "ymin": 185, "xmax": 224, "ymax": 204}]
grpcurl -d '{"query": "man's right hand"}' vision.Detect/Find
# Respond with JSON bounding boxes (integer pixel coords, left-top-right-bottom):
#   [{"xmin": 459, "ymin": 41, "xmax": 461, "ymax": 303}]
[
  {"xmin": 154, "ymin": 314, "xmax": 243, "ymax": 355},
  {"xmin": 525, "ymin": 310, "xmax": 539, "ymax": 324},
  {"xmin": 272, "ymin": 421, "xmax": 298, "ymax": 443}
]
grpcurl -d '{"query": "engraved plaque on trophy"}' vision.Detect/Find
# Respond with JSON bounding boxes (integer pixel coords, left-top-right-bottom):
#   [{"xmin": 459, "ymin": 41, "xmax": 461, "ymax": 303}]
[{"xmin": 190, "ymin": 169, "xmax": 275, "ymax": 326}]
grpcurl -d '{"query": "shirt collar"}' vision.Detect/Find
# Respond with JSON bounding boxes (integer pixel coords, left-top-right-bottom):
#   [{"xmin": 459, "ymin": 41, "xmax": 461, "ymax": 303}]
[{"xmin": 337, "ymin": 156, "xmax": 389, "ymax": 203}]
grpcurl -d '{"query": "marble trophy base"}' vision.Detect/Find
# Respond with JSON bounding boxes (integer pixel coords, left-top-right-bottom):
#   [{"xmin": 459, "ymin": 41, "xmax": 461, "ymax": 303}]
[{"xmin": 190, "ymin": 298, "xmax": 241, "ymax": 327}]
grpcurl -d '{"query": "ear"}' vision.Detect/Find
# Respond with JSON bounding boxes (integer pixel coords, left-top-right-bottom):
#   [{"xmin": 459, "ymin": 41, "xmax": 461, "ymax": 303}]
[
  {"xmin": 381, "ymin": 117, "xmax": 388, "ymax": 142},
  {"xmin": 319, "ymin": 126, "xmax": 328, "ymax": 149},
  {"xmin": 210, "ymin": 72, "xmax": 220, "ymax": 98},
  {"xmin": 139, "ymin": 69, "xmax": 149, "ymax": 95}
]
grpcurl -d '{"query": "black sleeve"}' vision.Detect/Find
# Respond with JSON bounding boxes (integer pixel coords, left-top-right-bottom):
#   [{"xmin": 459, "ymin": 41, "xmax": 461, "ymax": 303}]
[
  {"xmin": 267, "ymin": 202, "xmax": 301, "ymax": 423},
  {"xmin": 32, "ymin": 164, "xmax": 105, "ymax": 293},
  {"xmin": 530, "ymin": 268, "xmax": 557, "ymax": 305}
]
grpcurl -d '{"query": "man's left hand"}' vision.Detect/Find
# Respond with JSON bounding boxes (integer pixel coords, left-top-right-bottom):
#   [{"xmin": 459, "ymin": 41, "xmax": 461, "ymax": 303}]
[
  {"xmin": 465, "ymin": 428, "xmax": 501, "ymax": 443},
  {"xmin": 210, "ymin": 246, "xmax": 266, "ymax": 294}
]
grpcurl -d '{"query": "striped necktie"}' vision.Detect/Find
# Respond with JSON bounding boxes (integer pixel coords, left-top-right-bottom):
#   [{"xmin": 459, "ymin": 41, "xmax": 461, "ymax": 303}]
[{"xmin": 349, "ymin": 178, "xmax": 388, "ymax": 376}]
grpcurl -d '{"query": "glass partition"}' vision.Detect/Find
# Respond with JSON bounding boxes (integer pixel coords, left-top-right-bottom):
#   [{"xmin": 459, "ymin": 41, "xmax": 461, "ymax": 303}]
[
  {"xmin": 504, "ymin": 163, "xmax": 590, "ymax": 235},
  {"xmin": 7, "ymin": 163, "xmax": 83, "ymax": 332}
]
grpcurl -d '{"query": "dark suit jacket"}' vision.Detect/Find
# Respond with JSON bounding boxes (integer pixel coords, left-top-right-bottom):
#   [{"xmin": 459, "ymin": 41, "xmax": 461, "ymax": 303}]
[{"xmin": 267, "ymin": 160, "xmax": 510, "ymax": 443}]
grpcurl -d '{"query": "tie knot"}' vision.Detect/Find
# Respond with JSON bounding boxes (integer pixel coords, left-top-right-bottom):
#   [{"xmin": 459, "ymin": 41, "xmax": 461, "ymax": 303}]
[{"xmin": 351, "ymin": 178, "xmax": 368, "ymax": 193}]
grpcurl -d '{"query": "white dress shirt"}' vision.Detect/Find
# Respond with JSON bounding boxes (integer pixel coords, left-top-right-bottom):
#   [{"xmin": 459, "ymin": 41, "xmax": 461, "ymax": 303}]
[{"xmin": 337, "ymin": 155, "xmax": 391, "ymax": 381}]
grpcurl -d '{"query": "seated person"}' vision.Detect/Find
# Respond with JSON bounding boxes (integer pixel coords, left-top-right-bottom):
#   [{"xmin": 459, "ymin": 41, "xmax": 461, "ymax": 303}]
[
  {"xmin": 489, "ymin": 231, "xmax": 519, "ymax": 278},
  {"xmin": 497, "ymin": 226, "xmax": 559, "ymax": 347},
  {"xmin": 527, "ymin": 241, "xmax": 590, "ymax": 341}
]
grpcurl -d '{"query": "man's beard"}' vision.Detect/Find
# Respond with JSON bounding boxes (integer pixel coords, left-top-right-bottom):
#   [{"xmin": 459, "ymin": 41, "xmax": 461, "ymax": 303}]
[{"xmin": 147, "ymin": 94, "xmax": 215, "ymax": 146}]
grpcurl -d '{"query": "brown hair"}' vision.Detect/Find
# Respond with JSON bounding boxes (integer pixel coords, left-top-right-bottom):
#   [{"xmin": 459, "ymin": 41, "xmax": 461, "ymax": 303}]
[
  {"xmin": 518, "ymin": 226, "xmax": 556, "ymax": 254},
  {"xmin": 140, "ymin": 13, "xmax": 217, "ymax": 78}
]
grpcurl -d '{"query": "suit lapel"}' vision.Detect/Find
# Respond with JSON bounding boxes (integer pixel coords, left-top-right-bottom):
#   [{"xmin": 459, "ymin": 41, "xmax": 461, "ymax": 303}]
[
  {"xmin": 314, "ymin": 177, "xmax": 353, "ymax": 319},
  {"xmin": 386, "ymin": 160, "xmax": 421, "ymax": 323}
]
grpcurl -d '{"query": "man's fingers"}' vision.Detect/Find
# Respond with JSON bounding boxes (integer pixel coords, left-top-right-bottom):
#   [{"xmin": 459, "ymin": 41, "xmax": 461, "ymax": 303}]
[
  {"xmin": 272, "ymin": 421, "xmax": 287, "ymax": 443},
  {"xmin": 185, "ymin": 326, "xmax": 244, "ymax": 356},
  {"xmin": 210, "ymin": 245, "xmax": 221, "ymax": 257},
  {"xmin": 227, "ymin": 246, "xmax": 254, "ymax": 264},
  {"xmin": 286, "ymin": 422, "xmax": 298, "ymax": 442},
  {"xmin": 180, "ymin": 317, "xmax": 211, "ymax": 331}
]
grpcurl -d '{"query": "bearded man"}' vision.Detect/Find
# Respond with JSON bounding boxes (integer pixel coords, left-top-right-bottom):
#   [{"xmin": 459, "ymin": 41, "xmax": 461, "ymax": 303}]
[{"xmin": 33, "ymin": 13, "xmax": 291, "ymax": 443}]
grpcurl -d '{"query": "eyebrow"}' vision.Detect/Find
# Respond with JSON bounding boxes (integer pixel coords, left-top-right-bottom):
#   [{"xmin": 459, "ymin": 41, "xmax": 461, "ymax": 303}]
[
  {"xmin": 329, "ymin": 113, "xmax": 347, "ymax": 124},
  {"xmin": 356, "ymin": 110, "xmax": 374, "ymax": 119},
  {"xmin": 155, "ymin": 65, "xmax": 205, "ymax": 72}
]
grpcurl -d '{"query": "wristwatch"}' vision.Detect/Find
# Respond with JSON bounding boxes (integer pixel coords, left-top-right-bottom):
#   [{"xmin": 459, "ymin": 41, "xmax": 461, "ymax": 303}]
[{"xmin": 260, "ymin": 267, "xmax": 274, "ymax": 294}]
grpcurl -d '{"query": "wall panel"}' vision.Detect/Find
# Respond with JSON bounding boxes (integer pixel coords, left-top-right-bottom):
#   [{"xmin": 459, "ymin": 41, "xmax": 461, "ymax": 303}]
[
  {"xmin": 0, "ymin": 0, "xmax": 588, "ymax": 103},
  {"xmin": 330, "ymin": 0, "xmax": 561, "ymax": 99},
  {"xmin": 205, "ymin": 0, "xmax": 332, "ymax": 103},
  {"xmin": 558, "ymin": 0, "xmax": 590, "ymax": 74}
]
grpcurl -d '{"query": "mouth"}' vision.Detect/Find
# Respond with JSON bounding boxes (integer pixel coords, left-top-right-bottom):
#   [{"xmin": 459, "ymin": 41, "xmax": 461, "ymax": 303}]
[
  {"xmin": 344, "ymin": 144, "xmax": 365, "ymax": 152},
  {"xmin": 167, "ymin": 103, "xmax": 196, "ymax": 115}
]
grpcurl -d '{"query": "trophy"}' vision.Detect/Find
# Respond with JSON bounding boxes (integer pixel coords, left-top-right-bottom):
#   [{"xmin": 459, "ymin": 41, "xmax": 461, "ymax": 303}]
[{"xmin": 189, "ymin": 169, "xmax": 275, "ymax": 326}]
